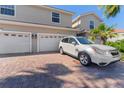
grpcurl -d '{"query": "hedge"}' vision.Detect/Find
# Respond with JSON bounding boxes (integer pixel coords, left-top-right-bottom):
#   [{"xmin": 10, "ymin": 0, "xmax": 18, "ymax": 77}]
[{"xmin": 105, "ymin": 39, "xmax": 124, "ymax": 53}]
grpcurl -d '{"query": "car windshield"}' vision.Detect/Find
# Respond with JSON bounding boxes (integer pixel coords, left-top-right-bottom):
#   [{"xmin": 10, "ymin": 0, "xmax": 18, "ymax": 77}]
[{"xmin": 76, "ymin": 37, "xmax": 93, "ymax": 44}]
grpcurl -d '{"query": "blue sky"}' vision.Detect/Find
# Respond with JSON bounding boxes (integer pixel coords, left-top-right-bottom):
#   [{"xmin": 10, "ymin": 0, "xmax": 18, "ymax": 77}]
[{"xmin": 52, "ymin": 5, "xmax": 124, "ymax": 29}]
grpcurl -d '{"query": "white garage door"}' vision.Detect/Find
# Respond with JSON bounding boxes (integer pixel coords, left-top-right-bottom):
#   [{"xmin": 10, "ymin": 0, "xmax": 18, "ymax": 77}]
[
  {"xmin": 0, "ymin": 30, "xmax": 31, "ymax": 54},
  {"xmin": 37, "ymin": 33, "xmax": 68, "ymax": 52}
]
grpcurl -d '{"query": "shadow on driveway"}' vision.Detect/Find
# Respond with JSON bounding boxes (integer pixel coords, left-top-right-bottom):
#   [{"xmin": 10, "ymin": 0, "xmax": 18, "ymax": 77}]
[
  {"xmin": 0, "ymin": 58, "xmax": 124, "ymax": 88},
  {"xmin": 75, "ymin": 61, "xmax": 124, "ymax": 87},
  {"xmin": 0, "ymin": 64, "xmax": 72, "ymax": 88}
]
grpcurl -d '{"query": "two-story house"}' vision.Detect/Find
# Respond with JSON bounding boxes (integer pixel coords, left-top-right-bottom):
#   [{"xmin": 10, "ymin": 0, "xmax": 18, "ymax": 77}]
[
  {"xmin": 0, "ymin": 6, "xmax": 103, "ymax": 54},
  {"xmin": 72, "ymin": 12, "xmax": 103, "ymax": 37},
  {"xmin": 0, "ymin": 5, "xmax": 79, "ymax": 54}
]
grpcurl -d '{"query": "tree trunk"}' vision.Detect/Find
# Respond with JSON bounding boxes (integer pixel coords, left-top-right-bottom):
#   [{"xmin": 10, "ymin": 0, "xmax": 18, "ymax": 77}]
[{"xmin": 101, "ymin": 37, "xmax": 107, "ymax": 45}]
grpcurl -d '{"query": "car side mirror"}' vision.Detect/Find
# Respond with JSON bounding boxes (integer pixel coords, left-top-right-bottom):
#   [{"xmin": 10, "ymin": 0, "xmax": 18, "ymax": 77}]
[{"xmin": 72, "ymin": 42, "xmax": 77, "ymax": 46}]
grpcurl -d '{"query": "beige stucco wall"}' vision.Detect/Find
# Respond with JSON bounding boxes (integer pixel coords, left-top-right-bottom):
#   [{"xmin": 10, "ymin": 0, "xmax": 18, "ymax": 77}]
[
  {"xmin": 72, "ymin": 14, "xmax": 102, "ymax": 31},
  {"xmin": 0, "ymin": 23, "xmax": 77, "ymax": 35},
  {"xmin": 0, "ymin": 5, "xmax": 72, "ymax": 28},
  {"xmin": 80, "ymin": 14, "xmax": 101, "ymax": 31}
]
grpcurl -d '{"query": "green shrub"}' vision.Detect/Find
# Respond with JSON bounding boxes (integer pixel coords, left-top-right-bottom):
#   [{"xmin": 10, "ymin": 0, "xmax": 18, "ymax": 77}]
[
  {"xmin": 105, "ymin": 39, "xmax": 124, "ymax": 53},
  {"xmin": 121, "ymin": 53, "xmax": 124, "ymax": 61}
]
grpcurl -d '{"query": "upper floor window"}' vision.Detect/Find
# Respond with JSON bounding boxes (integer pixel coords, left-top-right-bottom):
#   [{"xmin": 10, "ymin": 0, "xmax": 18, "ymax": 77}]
[
  {"xmin": 52, "ymin": 12, "xmax": 60, "ymax": 23},
  {"xmin": 89, "ymin": 20, "xmax": 95, "ymax": 29},
  {"xmin": 0, "ymin": 5, "xmax": 15, "ymax": 16}
]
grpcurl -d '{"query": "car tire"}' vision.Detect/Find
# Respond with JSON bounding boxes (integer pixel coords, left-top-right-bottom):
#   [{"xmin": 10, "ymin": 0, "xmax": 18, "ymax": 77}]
[
  {"xmin": 79, "ymin": 52, "xmax": 91, "ymax": 66},
  {"xmin": 59, "ymin": 47, "xmax": 64, "ymax": 55}
]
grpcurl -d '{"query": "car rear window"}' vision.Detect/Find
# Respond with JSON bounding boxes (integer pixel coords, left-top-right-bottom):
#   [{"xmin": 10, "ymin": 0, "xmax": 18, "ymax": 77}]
[{"xmin": 62, "ymin": 38, "xmax": 69, "ymax": 43}]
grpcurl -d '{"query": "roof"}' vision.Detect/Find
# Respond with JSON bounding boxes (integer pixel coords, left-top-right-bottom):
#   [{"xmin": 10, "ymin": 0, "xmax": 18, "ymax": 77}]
[
  {"xmin": 72, "ymin": 12, "xmax": 103, "ymax": 23},
  {"xmin": 0, "ymin": 19, "xmax": 80, "ymax": 32},
  {"xmin": 112, "ymin": 29, "xmax": 124, "ymax": 33},
  {"xmin": 35, "ymin": 5, "xmax": 75, "ymax": 15}
]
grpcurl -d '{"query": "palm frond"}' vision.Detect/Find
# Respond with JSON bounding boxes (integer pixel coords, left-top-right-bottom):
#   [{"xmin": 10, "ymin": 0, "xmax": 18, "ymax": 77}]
[
  {"xmin": 89, "ymin": 23, "xmax": 117, "ymax": 44},
  {"xmin": 100, "ymin": 5, "xmax": 120, "ymax": 18}
]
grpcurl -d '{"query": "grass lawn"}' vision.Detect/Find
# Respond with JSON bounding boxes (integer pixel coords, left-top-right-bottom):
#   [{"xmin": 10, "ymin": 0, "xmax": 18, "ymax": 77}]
[{"xmin": 121, "ymin": 53, "xmax": 124, "ymax": 61}]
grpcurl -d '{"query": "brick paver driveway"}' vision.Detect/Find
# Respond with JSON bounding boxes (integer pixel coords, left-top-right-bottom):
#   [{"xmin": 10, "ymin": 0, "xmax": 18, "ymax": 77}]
[{"xmin": 0, "ymin": 53, "xmax": 124, "ymax": 88}]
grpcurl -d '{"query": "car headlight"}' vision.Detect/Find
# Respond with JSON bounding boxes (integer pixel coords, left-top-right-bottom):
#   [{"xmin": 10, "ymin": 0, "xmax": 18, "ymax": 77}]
[{"xmin": 91, "ymin": 46, "xmax": 109, "ymax": 55}]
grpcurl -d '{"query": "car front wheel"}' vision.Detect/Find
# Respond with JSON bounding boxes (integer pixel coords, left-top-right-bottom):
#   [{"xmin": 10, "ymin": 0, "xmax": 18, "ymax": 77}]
[
  {"xmin": 59, "ymin": 47, "xmax": 64, "ymax": 54},
  {"xmin": 79, "ymin": 52, "xmax": 91, "ymax": 66}
]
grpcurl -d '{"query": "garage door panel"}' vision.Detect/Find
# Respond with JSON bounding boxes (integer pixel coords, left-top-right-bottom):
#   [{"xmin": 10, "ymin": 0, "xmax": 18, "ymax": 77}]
[
  {"xmin": 0, "ymin": 31, "xmax": 31, "ymax": 54},
  {"xmin": 38, "ymin": 33, "xmax": 67, "ymax": 52},
  {"xmin": 39, "ymin": 38, "xmax": 59, "ymax": 51}
]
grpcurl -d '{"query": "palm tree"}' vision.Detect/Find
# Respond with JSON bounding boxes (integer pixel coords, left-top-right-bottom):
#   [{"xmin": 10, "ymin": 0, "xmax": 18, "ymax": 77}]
[
  {"xmin": 90, "ymin": 23, "xmax": 117, "ymax": 44},
  {"xmin": 100, "ymin": 5, "xmax": 120, "ymax": 18}
]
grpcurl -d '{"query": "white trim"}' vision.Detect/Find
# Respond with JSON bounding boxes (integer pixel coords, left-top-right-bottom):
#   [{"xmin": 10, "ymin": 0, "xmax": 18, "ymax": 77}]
[
  {"xmin": 0, "ymin": 19, "xmax": 80, "ymax": 32},
  {"xmin": 37, "ymin": 33, "xmax": 39, "ymax": 52},
  {"xmin": 29, "ymin": 33, "xmax": 32, "ymax": 53},
  {"xmin": 0, "ymin": 30, "xmax": 31, "ymax": 34},
  {"xmin": 37, "ymin": 33, "xmax": 70, "ymax": 36}
]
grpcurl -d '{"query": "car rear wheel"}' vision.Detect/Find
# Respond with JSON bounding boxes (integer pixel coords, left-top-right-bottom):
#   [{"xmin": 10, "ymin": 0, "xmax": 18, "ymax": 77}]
[
  {"xmin": 79, "ymin": 52, "xmax": 91, "ymax": 66},
  {"xmin": 60, "ymin": 47, "xmax": 64, "ymax": 54}
]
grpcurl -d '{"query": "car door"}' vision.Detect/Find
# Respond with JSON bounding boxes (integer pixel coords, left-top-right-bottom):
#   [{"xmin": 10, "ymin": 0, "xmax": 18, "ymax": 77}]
[
  {"xmin": 61, "ymin": 38, "xmax": 70, "ymax": 53},
  {"xmin": 67, "ymin": 38, "xmax": 78, "ymax": 56}
]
